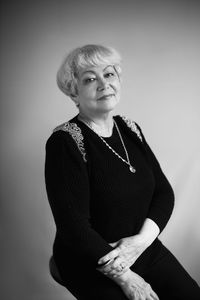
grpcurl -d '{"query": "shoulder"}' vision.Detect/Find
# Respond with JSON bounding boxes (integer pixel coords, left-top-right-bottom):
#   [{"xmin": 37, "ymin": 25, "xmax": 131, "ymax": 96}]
[
  {"xmin": 46, "ymin": 118, "xmax": 87, "ymax": 162},
  {"xmin": 114, "ymin": 115, "xmax": 143, "ymax": 142}
]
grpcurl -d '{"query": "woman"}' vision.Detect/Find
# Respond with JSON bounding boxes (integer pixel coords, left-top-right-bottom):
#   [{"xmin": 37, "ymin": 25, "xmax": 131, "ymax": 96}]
[{"xmin": 45, "ymin": 44, "xmax": 200, "ymax": 300}]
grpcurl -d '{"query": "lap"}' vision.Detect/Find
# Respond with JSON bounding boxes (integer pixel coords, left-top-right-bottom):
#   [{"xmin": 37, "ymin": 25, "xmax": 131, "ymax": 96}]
[
  {"xmin": 54, "ymin": 245, "xmax": 200, "ymax": 300},
  {"xmin": 55, "ymin": 257, "xmax": 127, "ymax": 300},
  {"xmin": 143, "ymin": 247, "xmax": 200, "ymax": 300}
]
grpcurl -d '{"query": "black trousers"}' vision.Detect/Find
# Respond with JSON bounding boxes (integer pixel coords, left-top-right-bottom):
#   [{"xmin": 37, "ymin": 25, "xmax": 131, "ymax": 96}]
[
  {"xmin": 142, "ymin": 248, "xmax": 200, "ymax": 300},
  {"xmin": 56, "ymin": 246, "xmax": 200, "ymax": 300}
]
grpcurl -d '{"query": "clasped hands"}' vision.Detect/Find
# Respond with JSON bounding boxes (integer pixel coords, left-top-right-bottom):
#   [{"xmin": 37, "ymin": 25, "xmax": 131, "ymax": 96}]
[
  {"xmin": 97, "ymin": 234, "xmax": 148, "ymax": 277},
  {"xmin": 96, "ymin": 234, "xmax": 159, "ymax": 300}
]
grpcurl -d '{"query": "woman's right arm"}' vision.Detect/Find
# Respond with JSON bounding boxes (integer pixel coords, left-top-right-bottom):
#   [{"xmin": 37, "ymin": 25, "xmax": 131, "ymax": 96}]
[
  {"xmin": 108, "ymin": 269, "xmax": 159, "ymax": 300},
  {"xmin": 45, "ymin": 131, "xmax": 158, "ymax": 299},
  {"xmin": 45, "ymin": 131, "xmax": 113, "ymax": 267}
]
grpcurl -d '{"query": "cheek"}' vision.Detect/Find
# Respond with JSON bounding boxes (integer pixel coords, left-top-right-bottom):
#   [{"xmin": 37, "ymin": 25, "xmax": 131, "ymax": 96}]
[
  {"xmin": 85, "ymin": 88, "xmax": 96, "ymax": 99},
  {"xmin": 115, "ymin": 82, "xmax": 121, "ymax": 94},
  {"xmin": 79, "ymin": 86, "xmax": 93, "ymax": 98},
  {"xmin": 113, "ymin": 78, "xmax": 121, "ymax": 90}
]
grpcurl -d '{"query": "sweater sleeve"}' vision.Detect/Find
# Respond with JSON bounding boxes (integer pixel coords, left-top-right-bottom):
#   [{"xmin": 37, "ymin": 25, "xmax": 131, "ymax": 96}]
[
  {"xmin": 136, "ymin": 124, "xmax": 175, "ymax": 233},
  {"xmin": 45, "ymin": 131, "xmax": 112, "ymax": 266}
]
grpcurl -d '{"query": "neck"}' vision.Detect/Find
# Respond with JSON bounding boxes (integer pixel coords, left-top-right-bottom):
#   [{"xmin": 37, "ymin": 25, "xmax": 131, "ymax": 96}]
[{"xmin": 78, "ymin": 111, "xmax": 114, "ymax": 137}]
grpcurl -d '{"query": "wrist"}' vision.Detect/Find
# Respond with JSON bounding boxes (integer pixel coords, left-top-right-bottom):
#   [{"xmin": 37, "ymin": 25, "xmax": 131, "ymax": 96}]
[
  {"xmin": 137, "ymin": 232, "xmax": 152, "ymax": 248},
  {"xmin": 139, "ymin": 218, "xmax": 160, "ymax": 246},
  {"xmin": 111, "ymin": 268, "xmax": 132, "ymax": 285}
]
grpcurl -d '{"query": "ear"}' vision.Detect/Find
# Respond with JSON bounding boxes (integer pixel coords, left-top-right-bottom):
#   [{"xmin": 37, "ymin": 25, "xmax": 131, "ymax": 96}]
[{"xmin": 71, "ymin": 94, "xmax": 80, "ymax": 107}]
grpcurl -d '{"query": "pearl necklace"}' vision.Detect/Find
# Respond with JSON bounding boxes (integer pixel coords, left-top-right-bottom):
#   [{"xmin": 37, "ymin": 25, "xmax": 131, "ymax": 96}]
[{"xmin": 78, "ymin": 116, "xmax": 136, "ymax": 173}]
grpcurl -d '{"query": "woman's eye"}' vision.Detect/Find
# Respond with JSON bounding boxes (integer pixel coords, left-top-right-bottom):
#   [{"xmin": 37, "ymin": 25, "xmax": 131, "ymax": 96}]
[
  {"xmin": 84, "ymin": 78, "xmax": 96, "ymax": 84},
  {"xmin": 105, "ymin": 72, "xmax": 115, "ymax": 78}
]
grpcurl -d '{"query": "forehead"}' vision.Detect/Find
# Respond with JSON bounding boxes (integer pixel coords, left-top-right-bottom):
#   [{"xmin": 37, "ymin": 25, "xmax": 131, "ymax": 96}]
[{"xmin": 79, "ymin": 64, "xmax": 114, "ymax": 77}]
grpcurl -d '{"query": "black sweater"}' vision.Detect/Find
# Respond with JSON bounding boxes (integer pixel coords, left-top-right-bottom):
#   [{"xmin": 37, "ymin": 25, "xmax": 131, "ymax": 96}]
[{"xmin": 45, "ymin": 115, "xmax": 174, "ymax": 269}]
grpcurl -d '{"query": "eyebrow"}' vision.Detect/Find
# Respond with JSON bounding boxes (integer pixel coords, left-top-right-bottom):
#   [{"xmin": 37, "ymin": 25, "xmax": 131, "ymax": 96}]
[
  {"xmin": 81, "ymin": 70, "xmax": 96, "ymax": 76},
  {"xmin": 81, "ymin": 65, "xmax": 114, "ymax": 76}
]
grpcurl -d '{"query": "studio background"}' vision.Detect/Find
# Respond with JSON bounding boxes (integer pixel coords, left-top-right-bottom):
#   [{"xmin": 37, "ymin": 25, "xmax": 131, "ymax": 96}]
[{"xmin": 1, "ymin": 1, "xmax": 200, "ymax": 299}]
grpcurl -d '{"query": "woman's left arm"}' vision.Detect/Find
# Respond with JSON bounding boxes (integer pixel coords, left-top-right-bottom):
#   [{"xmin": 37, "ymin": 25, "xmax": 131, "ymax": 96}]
[
  {"xmin": 142, "ymin": 131, "xmax": 175, "ymax": 233},
  {"xmin": 97, "ymin": 124, "xmax": 174, "ymax": 276}
]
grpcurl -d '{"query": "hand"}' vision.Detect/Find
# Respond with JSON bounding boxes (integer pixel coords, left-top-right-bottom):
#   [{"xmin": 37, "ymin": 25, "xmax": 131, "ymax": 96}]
[
  {"xmin": 98, "ymin": 219, "xmax": 160, "ymax": 277},
  {"xmin": 97, "ymin": 234, "xmax": 149, "ymax": 277},
  {"xmin": 97, "ymin": 255, "xmax": 129, "ymax": 277},
  {"xmin": 116, "ymin": 269, "xmax": 159, "ymax": 300}
]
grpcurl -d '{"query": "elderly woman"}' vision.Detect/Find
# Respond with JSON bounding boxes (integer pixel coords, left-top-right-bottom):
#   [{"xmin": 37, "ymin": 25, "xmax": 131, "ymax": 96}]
[{"xmin": 45, "ymin": 44, "xmax": 200, "ymax": 300}]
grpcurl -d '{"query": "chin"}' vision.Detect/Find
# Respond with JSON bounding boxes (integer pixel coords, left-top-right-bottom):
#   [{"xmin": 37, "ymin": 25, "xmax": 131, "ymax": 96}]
[
  {"xmin": 98, "ymin": 103, "xmax": 118, "ymax": 114},
  {"xmin": 99, "ymin": 97, "xmax": 119, "ymax": 110}
]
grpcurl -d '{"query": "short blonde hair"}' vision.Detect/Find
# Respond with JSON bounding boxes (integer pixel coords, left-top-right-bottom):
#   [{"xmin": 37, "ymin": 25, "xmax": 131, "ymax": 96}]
[{"xmin": 56, "ymin": 44, "xmax": 122, "ymax": 98}]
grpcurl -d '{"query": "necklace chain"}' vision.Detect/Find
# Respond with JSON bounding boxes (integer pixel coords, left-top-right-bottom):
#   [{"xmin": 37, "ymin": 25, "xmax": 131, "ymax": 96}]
[
  {"xmin": 114, "ymin": 121, "xmax": 136, "ymax": 172},
  {"xmin": 78, "ymin": 116, "xmax": 136, "ymax": 173}
]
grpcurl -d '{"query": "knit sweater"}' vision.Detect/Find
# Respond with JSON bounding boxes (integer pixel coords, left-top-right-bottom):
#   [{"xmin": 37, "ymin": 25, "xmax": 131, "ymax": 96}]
[{"xmin": 45, "ymin": 115, "xmax": 174, "ymax": 270}]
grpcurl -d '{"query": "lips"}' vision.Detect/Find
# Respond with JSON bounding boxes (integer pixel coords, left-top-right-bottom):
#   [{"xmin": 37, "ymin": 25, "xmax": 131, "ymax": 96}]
[{"xmin": 98, "ymin": 94, "xmax": 114, "ymax": 100}]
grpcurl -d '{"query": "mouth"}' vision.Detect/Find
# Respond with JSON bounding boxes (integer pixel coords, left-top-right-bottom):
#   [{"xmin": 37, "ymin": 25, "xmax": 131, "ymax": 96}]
[{"xmin": 97, "ymin": 94, "xmax": 114, "ymax": 101}]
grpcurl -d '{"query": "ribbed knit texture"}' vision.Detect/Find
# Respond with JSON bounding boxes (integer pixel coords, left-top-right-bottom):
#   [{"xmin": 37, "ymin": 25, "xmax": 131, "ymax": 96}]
[{"xmin": 45, "ymin": 115, "xmax": 174, "ymax": 269}]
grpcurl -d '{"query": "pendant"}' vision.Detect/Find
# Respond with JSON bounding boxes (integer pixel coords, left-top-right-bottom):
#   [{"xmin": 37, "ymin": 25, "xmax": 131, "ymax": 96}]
[{"xmin": 129, "ymin": 165, "xmax": 136, "ymax": 173}]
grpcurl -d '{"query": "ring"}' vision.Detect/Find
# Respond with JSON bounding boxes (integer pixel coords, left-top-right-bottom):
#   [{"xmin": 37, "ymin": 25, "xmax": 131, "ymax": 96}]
[{"xmin": 119, "ymin": 262, "xmax": 126, "ymax": 271}]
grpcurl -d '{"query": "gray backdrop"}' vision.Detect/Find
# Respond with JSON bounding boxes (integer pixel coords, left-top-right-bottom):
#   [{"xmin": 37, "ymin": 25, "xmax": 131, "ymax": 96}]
[{"xmin": 1, "ymin": 0, "xmax": 200, "ymax": 299}]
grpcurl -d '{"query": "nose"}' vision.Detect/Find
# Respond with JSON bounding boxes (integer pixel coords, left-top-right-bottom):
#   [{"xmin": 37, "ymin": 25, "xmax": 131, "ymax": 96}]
[{"xmin": 97, "ymin": 77, "xmax": 109, "ymax": 91}]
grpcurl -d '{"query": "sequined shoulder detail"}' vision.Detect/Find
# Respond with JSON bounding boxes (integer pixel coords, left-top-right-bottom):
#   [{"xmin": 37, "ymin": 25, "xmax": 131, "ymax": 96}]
[
  {"xmin": 53, "ymin": 122, "xmax": 87, "ymax": 162},
  {"xmin": 120, "ymin": 116, "xmax": 143, "ymax": 142}
]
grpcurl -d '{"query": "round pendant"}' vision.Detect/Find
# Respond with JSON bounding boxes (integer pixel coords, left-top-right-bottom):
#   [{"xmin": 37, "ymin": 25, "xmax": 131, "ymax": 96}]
[{"xmin": 129, "ymin": 166, "xmax": 136, "ymax": 173}]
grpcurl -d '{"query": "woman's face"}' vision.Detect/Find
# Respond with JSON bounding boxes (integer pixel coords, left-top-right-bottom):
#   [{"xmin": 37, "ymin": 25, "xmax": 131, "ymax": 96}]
[{"xmin": 75, "ymin": 64, "xmax": 121, "ymax": 117}]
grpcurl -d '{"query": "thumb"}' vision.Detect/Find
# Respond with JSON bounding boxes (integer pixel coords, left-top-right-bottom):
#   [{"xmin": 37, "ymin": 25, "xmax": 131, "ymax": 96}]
[{"xmin": 98, "ymin": 247, "xmax": 120, "ymax": 265}]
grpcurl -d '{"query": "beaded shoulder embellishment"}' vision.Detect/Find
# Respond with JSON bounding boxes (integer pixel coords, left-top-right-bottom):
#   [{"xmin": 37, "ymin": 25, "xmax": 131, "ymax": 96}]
[
  {"xmin": 120, "ymin": 116, "xmax": 143, "ymax": 142},
  {"xmin": 53, "ymin": 122, "xmax": 87, "ymax": 162}
]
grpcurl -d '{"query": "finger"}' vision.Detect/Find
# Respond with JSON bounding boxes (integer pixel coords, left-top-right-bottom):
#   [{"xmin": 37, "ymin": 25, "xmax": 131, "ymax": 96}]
[
  {"xmin": 146, "ymin": 295, "xmax": 159, "ymax": 300},
  {"xmin": 111, "ymin": 256, "xmax": 123, "ymax": 270},
  {"xmin": 97, "ymin": 258, "xmax": 119, "ymax": 274},
  {"xmin": 146, "ymin": 296, "xmax": 153, "ymax": 300},
  {"xmin": 138, "ymin": 290, "xmax": 146, "ymax": 300},
  {"xmin": 134, "ymin": 289, "xmax": 140, "ymax": 300},
  {"xmin": 145, "ymin": 284, "xmax": 159, "ymax": 300},
  {"xmin": 108, "ymin": 263, "xmax": 129, "ymax": 276},
  {"xmin": 97, "ymin": 262, "xmax": 114, "ymax": 274},
  {"xmin": 109, "ymin": 241, "xmax": 118, "ymax": 247},
  {"xmin": 100, "ymin": 258, "xmax": 128, "ymax": 277},
  {"xmin": 98, "ymin": 258, "xmax": 123, "ymax": 275},
  {"xmin": 146, "ymin": 294, "xmax": 155, "ymax": 300},
  {"xmin": 98, "ymin": 248, "xmax": 120, "ymax": 265},
  {"xmin": 150, "ymin": 290, "xmax": 159, "ymax": 300},
  {"xmin": 97, "ymin": 266, "xmax": 126, "ymax": 278},
  {"xmin": 145, "ymin": 287, "xmax": 159, "ymax": 300}
]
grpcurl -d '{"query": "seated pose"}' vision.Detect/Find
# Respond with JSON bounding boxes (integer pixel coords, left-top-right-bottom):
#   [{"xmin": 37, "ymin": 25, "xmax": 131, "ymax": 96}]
[{"xmin": 45, "ymin": 44, "xmax": 200, "ymax": 300}]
